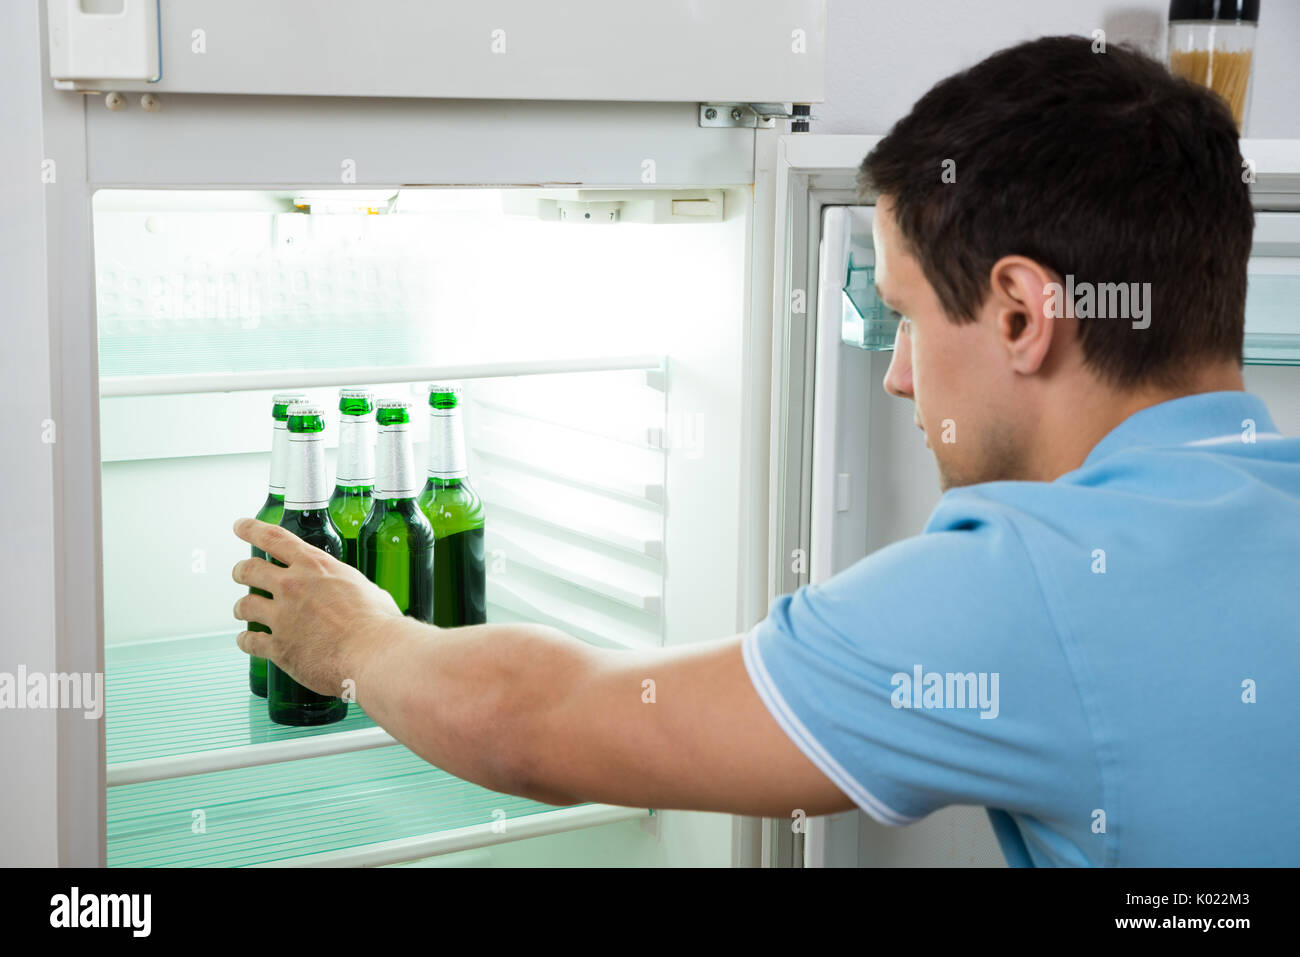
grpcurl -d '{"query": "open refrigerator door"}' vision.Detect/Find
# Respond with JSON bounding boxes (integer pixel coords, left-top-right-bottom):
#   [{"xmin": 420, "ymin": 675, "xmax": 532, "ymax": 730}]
[{"xmin": 766, "ymin": 133, "xmax": 1300, "ymax": 867}]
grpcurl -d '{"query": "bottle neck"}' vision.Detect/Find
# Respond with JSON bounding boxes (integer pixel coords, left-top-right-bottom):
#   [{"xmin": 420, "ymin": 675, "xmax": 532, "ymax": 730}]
[
  {"xmin": 376, "ymin": 421, "xmax": 419, "ymax": 500},
  {"xmin": 336, "ymin": 413, "xmax": 376, "ymax": 488},
  {"xmin": 373, "ymin": 496, "xmax": 421, "ymax": 517},
  {"xmin": 427, "ymin": 405, "xmax": 468, "ymax": 480},
  {"xmin": 285, "ymin": 429, "xmax": 331, "ymax": 511},
  {"xmin": 268, "ymin": 420, "xmax": 290, "ymax": 495}
]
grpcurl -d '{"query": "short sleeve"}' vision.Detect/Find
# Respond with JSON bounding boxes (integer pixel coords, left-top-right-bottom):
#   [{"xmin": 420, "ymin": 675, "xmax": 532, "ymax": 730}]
[{"xmin": 742, "ymin": 497, "xmax": 1097, "ymax": 826}]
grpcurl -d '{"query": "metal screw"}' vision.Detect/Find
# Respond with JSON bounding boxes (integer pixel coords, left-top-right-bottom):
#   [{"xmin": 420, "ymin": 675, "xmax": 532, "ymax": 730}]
[
  {"xmin": 105, "ymin": 92, "xmax": 125, "ymax": 111},
  {"xmin": 731, "ymin": 107, "xmax": 743, "ymax": 121},
  {"xmin": 140, "ymin": 93, "xmax": 161, "ymax": 112},
  {"xmin": 704, "ymin": 108, "xmax": 717, "ymax": 120}
]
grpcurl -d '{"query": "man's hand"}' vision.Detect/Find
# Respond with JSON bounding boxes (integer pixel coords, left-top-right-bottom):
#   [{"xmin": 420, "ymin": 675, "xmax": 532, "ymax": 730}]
[{"xmin": 231, "ymin": 517, "xmax": 405, "ymax": 697}]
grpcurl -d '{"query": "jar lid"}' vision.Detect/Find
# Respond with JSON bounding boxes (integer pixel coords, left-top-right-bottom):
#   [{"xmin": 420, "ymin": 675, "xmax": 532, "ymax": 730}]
[{"xmin": 1169, "ymin": 0, "xmax": 1260, "ymax": 23}]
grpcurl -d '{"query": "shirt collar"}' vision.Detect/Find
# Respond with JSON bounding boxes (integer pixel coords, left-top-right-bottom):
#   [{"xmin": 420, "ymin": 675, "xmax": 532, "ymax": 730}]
[{"xmin": 1081, "ymin": 391, "xmax": 1279, "ymax": 469}]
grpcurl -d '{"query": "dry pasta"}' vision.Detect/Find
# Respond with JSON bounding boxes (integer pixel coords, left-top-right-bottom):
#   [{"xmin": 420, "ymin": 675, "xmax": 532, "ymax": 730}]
[{"xmin": 1169, "ymin": 48, "xmax": 1253, "ymax": 131}]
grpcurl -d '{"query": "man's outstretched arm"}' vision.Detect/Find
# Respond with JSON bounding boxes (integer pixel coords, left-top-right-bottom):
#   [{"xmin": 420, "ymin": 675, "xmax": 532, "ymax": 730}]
[{"xmin": 231, "ymin": 517, "xmax": 854, "ymax": 818}]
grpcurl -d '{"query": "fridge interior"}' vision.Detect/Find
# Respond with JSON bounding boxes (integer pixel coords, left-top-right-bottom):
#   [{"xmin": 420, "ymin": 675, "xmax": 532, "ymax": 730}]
[{"xmin": 93, "ymin": 186, "xmax": 753, "ymax": 866}]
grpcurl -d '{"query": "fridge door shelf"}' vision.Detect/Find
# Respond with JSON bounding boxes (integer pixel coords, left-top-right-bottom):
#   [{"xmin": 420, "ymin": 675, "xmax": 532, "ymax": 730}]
[
  {"xmin": 1243, "ymin": 212, "xmax": 1300, "ymax": 365},
  {"xmin": 842, "ymin": 252, "xmax": 901, "ymax": 351},
  {"xmin": 821, "ymin": 206, "xmax": 899, "ymax": 352}
]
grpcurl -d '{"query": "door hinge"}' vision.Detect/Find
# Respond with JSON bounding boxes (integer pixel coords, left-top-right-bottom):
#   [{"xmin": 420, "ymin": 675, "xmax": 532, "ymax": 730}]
[{"xmin": 699, "ymin": 103, "xmax": 814, "ymax": 131}]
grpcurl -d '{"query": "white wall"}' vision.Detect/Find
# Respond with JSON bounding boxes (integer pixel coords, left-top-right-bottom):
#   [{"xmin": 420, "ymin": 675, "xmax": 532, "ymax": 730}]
[{"xmin": 819, "ymin": 0, "xmax": 1299, "ymax": 139}]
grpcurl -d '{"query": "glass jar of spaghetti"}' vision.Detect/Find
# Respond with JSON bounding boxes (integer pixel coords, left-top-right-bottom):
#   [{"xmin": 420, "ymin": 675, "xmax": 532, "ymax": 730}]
[{"xmin": 1167, "ymin": 0, "xmax": 1260, "ymax": 133}]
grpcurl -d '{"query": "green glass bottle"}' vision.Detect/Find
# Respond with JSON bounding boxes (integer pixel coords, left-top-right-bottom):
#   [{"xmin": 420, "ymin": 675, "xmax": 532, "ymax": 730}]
[
  {"xmin": 328, "ymin": 388, "xmax": 375, "ymax": 569},
  {"xmin": 267, "ymin": 401, "xmax": 349, "ymax": 727},
  {"xmin": 248, "ymin": 390, "xmax": 306, "ymax": 697},
  {"xmin": 417, "ymin": 384, "xmax": 486, "ymax": 627},
  {"xmin": 360, "ymin": 400, "xmax": 435, "ymax": 622}
]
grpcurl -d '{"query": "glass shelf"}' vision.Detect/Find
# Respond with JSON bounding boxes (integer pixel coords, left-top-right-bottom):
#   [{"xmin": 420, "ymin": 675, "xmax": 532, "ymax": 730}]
[
  {"xmin": 1244, "ymin": 334, "xmax": 1300, "ymax": 365},
  {"xmin": 834, "ymin": 206, "xmax": 1300, "ymax": 363},
  {"xmin": 1243, "ymin": 268, "xmax": 1300, "ymax": 365},
  {"xmin": 99, "ymin": 319, "xmax": 430, "ymax": 379},
  {"xmin": 840, "ymin": 261, "xmax": 1300, "ymax": 365},
  {"xmin": 105, "ymin": 633, "xmax": 650, "ymax": 866},
  {"xmin": 106, "ymin": 633, "xmax": 385, "ymax": 777},
  {"xmin": 106, "ymin": 746, "xmax": 577, "ymax": 867}
]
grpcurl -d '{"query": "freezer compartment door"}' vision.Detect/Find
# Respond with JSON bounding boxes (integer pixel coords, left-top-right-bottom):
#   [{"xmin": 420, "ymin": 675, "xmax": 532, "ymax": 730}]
[{"xmin": 47, "ymin": 0, "xmax": 826, "ymax": 102}]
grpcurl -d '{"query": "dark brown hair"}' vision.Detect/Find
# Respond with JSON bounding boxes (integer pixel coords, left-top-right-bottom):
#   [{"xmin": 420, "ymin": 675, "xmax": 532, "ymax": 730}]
[{"xmin": 860, "ymin": 36, "xmax": 1253, "ymax": 389}]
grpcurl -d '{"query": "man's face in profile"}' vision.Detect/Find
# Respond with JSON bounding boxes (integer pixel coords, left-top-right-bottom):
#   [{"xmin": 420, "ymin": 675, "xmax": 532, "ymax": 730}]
[{"xmin": 873, "ymin": 196, "xmax": 1029, "ymax": 491}]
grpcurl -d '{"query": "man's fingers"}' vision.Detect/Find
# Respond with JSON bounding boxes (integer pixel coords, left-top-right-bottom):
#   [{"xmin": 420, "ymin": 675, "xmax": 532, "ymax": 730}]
[
  {"xmin": 234, "ymin": 593, "xmax": 275, "ymax": 628},
  {"xmin": 232, "ymin": 555, "xmax": 284, "ymax": 592},
  {"xmin": 235, "ymin": 629, "xmax": 274, "ymax": 660},
  {"xmin": 233, "ymin": 518, "xmax": 312, "ymax": 566}
]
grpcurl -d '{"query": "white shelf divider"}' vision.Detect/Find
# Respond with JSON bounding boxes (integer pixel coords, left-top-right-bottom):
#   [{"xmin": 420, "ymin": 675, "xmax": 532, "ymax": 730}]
[
  {"xmin": 108, "ymin": 726, "xmax": 399, "ymax": 787},
  {"xmin": 255, "ymin": 804, "xmax": 653, "ymax": 868}
]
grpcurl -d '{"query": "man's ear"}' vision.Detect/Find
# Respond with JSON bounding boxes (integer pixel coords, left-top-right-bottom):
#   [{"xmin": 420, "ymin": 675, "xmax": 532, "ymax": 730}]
[{"xmin": 987, "ymin": 256, "xmax": 1061, "ymax": 375}]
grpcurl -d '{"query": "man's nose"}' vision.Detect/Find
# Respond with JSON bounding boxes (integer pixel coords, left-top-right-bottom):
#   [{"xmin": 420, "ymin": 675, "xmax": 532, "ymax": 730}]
[{"xmin": 882, "ymin": 321, "xmax": 914, "ymax": 399}]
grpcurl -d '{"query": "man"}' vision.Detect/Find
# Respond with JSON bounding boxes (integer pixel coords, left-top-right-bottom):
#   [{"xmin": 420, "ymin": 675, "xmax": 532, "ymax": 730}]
[{"xmin": 232, "ymin": 37, "xmax": 1300, "ymax": 866}]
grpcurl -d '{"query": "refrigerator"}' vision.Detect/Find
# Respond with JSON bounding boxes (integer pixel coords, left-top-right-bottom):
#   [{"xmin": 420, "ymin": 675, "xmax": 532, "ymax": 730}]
[{"xmin": 5, "ymin": 0, "xmax": 1299, "ymax": 868}]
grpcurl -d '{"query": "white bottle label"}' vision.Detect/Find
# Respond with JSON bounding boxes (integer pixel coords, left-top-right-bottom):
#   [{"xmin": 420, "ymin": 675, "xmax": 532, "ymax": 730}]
[
  {"xmin": 286, "ymin": 432, "xmax": 330, "ymax": 510},
  {"xmin": 427, "ymin": 407, "xmax": 468, "ymax": 479},
  {"xmin": 268, "ymin": 420, "xmax": 290, "ymax": 495},
  {"xmin": 375, "ymin": 422, "xmax": 418, "ymax": 500},
  {"xmin": 336, "ymin": 413, "xmax": 376, "ymax": 486}
]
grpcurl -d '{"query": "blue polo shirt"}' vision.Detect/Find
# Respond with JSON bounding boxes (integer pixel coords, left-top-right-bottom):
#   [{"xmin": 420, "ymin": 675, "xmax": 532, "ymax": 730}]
[{"xmin": 743, "ymin": 390, "xmax": 1300, "ymax": 866}]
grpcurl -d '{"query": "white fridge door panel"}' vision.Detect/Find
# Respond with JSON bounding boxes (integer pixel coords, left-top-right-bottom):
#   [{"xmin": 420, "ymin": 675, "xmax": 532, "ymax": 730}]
[
  {"xmin": 50, "ymin": 0, "xmax": 826, "ymax": 103},
  {"xmin": 790, "ymin": 137, "xmax": 1300, "ymax": 868},
  {"xmin": 768, "ymin": 135, "xmax": 1003, "ymax": 866},
  {"xmin": 809, "ymin": 205, "xmax": 873, "ymax": 585}
]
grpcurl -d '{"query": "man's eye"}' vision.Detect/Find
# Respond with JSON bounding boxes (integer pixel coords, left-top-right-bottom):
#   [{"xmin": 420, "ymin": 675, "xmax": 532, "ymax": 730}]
[{"xmin": 891, "ymin": 310, "xmax": 912, "ymax": 333}]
